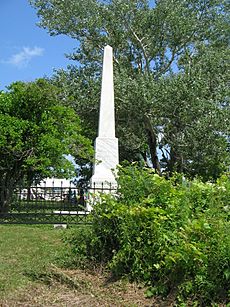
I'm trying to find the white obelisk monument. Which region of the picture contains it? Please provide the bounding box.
[90,45,119,188]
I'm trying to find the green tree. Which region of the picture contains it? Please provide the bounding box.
[0,79,93,214]
[30,0,230,179]
[153,46,230,179]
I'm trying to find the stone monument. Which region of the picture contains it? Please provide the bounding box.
[90,45,119,188]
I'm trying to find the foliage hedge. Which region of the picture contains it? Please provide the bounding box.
[66,165,230,305]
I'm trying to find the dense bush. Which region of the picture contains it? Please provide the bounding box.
[66,166,230,305]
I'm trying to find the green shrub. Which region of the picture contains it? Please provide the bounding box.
[66,166,230,305]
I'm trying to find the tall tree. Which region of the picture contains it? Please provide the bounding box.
[0,79,93,214]
[30,0,230,178]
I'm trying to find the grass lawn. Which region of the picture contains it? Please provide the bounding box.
[0,225,66,297]
[0,225,161,306]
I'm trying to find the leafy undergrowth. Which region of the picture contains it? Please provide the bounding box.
[64,166,230,306]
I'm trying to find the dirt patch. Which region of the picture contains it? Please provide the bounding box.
[0,268,168,307]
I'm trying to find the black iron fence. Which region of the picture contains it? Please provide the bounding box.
[0,182,117,225]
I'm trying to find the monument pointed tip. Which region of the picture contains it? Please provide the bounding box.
[105,44,112,49]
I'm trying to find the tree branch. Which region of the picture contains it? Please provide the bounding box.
[129,27,150,75]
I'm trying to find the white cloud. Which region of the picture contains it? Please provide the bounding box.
[2,46,44,68]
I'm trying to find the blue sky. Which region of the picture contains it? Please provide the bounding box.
[0,0,77,90]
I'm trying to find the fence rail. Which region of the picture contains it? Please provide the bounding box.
[0,182,117,224]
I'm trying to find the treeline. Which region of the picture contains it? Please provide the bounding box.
[30,0,230,180]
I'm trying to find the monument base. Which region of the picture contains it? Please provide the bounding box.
[90,136,119,189]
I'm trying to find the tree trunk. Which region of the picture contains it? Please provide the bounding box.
[0,176,14,215]
[144,114,162,175]
[0,168,23,215]
[168,146,183,175]
[26,171,34,201]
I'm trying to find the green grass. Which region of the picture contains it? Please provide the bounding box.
[0,225,69,297]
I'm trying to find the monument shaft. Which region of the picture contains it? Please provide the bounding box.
[98,45,115,138]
